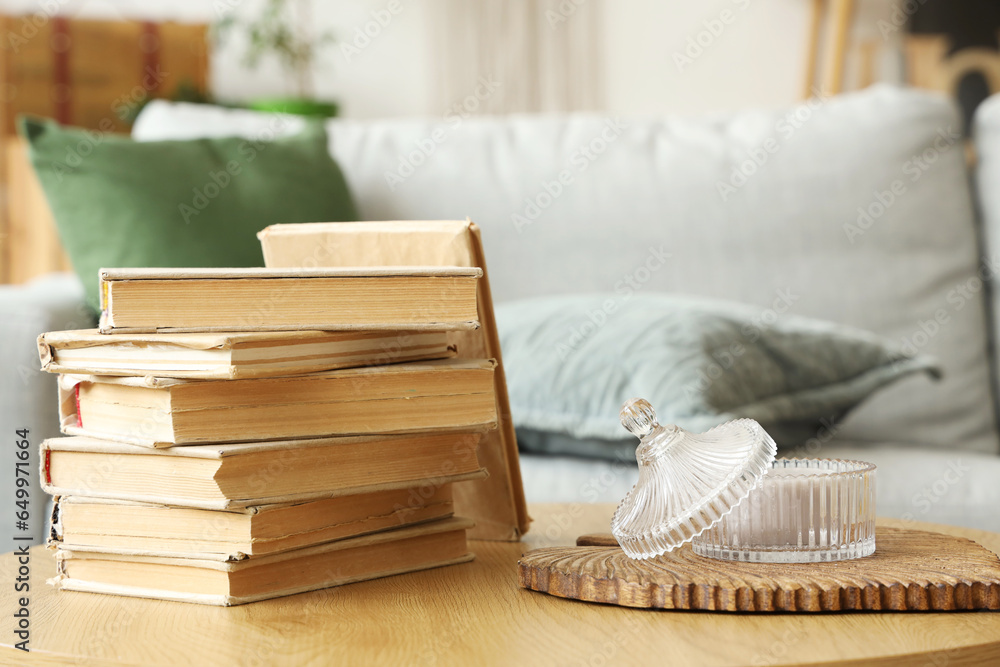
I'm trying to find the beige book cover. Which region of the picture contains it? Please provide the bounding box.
[50,517,474,606]
[98,266,483,334]
[258,220,529,541]
[49,484,455,561]
[56,358,498,446]
[41,434,486,509]
[38,328,456,379]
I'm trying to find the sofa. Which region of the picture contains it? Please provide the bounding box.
[5,84,1000,545]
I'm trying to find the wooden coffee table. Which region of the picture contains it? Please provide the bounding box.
[2,503,999,665]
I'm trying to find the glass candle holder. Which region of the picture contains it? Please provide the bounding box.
[691,458,876,563]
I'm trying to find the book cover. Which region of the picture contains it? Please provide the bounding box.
[98,266,483,333]
[39,328,456,379]
[50,517,475,606]
[50,485,455,561]
[41,433,486,509]
[57,358,498,446]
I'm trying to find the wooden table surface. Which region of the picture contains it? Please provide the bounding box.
[2,503,999,666]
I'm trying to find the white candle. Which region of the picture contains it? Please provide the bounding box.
[692,459,876,563]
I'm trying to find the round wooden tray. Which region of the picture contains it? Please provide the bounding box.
[518,527,1000,612]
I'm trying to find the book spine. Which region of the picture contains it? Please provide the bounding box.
[37,334,54,372]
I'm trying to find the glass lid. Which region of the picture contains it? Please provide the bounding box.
[611,398,777,560]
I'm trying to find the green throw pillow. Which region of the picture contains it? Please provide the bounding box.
[496,293,942,458]
[20,116,358,311]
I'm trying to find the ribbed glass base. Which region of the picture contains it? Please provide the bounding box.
[691,458,876,563]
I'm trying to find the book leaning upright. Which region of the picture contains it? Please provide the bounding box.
[258,220,529,541]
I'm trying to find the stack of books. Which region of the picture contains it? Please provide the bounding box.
[38,266,498,606]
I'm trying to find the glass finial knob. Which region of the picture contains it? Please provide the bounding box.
[620,397,658,438]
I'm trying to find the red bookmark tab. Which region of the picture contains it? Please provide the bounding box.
[74,384,82,427]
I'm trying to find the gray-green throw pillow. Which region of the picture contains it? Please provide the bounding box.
[496,293,940,458]
[20,116,357,311]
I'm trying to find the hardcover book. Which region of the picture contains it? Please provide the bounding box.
[41,433,484,509]
[258,220,529,540]
[50,485,455,560]
[57,358,498,446]
[39,328,455,380]
[97,266,482,333]
[51,517,474,606]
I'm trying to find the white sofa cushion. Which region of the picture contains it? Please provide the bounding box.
[134,86,998,454]
[973,94,1000,429]
[519,442,1000,533]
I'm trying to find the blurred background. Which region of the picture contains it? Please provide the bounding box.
[5,0,1000,543]
[4,0,1000,283]
[0,0,995,121]
[3,0,999,284]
